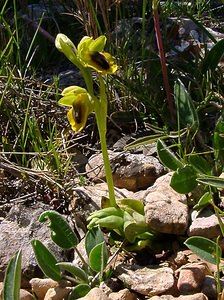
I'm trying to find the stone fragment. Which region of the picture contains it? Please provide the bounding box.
[201,275,224,300]
[72,182,137,212]
[0,283,34,300]
[144,173,188,234]
[30,278,59,300]
[150,293,208,299]
[100,278,123,296]
[78,287,109,300]
[20,289,35,300]
[188,209,223,239]
[0,204,71,288]
[86,151,166,191]
[172,251,189,268]
[109,288,138,300]
[115,263,174,296]
[177,263,208,294]
[44,286,71,300]
[71,183,145,238]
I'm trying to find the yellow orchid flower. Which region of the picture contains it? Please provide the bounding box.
[58,86,93,132]
[77,36,118,74]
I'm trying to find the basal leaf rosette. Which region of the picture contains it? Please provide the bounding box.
[58,86,93,132]
[77,36,118,74]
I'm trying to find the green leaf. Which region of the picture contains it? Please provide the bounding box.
[174,80,199,133]
[57,262,88,283]
[201,39,224,73]
[170,165,198,194]
[188,154,211,175]
[3,250,22,300]
[94,216,124,230]
[184,236,221,265]
[197,176,224,189]
[85,226,105,257]
[39,210,78,249]
[125,133,166,150]
[157,139,184,171]
[213,115,224,150]
[123,211,150,243]
[31,240,61,281]
[117,198,144,215]
[193,192,212,210]
[89,241,108,272]
[68,284,91,300]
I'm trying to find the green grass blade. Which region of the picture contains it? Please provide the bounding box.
[201,39,224,73]
[197,176,224,188]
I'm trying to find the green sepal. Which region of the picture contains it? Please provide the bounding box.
[117,198,145,215]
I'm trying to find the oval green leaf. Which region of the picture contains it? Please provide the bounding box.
[3,250,22,300]
[31,240,61,281]
[193,192,212,210]
[170,165,198,194]
[157,139,184,171]
[89,241,108,272]
[68,284,91,300]
[174,80,199,134]
[85,225,105,257]
[184,236,221,265]
[39,210,78,249]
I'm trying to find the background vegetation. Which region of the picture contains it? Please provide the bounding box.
[0,0,224,208]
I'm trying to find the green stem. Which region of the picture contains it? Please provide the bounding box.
[93,75,116,207]
[97,121,116,207]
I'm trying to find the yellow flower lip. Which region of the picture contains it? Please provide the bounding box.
[58,86,93,132]
[77,36,118,74]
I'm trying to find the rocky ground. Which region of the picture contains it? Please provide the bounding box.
[0,149,224,299]
[1,1,224,298]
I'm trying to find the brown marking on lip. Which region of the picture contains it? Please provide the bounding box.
[72,103,82,124]
[90,51,110,70]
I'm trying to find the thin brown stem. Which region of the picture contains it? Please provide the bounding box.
[153,3,174,121]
